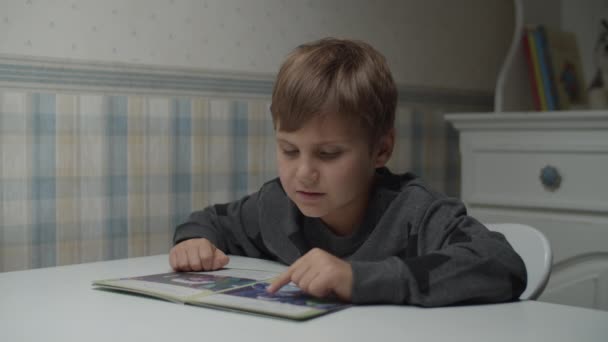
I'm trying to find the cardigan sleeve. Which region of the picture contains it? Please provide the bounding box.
[172,191,273,259]
[350,197,527,306]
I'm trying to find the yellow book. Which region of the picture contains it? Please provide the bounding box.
[543,28,587,109]
[528,30,548,111]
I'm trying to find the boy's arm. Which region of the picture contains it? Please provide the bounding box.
[350,198,527,307]
[173,191,272,259]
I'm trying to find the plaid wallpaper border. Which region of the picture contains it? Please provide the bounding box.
[0,54,493,106]
[0,56,492,272]
[0,92,279,271]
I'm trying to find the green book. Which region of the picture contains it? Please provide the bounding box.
[93,268,349,321]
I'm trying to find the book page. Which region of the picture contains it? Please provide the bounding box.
[94,269,278,301]
[99,278,206,299]
[197,293,320,317]
[190,282,347,319]
[202,268,278,281]
[94,269,349,320]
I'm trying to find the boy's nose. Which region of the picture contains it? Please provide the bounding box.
[296,161,319,185]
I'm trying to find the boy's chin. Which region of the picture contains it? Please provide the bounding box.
[295,205,326,218]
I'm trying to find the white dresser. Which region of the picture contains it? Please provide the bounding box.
[445,111,608,310]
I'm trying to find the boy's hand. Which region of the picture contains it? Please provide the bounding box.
[266,248,353,301]
[169,238,229,272]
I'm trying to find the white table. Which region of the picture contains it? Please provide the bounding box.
[1,254,607,342]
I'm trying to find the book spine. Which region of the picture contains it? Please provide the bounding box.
[528,29,548,111]
[522,29,541,111]
[538,26,563,109]
[534,27,556,110]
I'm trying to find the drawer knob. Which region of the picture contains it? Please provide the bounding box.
[539,165,561,191]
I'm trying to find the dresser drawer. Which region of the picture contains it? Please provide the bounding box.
[446,111,608,311]
[468,207,608,263]
[461,136,608,214]
[469,206,608,310]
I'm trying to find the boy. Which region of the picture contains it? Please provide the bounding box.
[170,38,527,306]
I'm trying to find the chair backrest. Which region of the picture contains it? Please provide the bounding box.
[486,223,553,300]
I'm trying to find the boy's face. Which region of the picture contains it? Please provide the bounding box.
[276,114,392,234]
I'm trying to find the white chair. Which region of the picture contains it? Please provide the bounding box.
[486,223,553,300]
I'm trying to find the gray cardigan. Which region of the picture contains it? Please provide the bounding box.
[173,168,527,306]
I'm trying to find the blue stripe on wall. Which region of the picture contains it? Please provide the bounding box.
[106,95,128,259]
[31,93,56,268]
[233,101,248,198]
[445,124,460,197]
[202,101,211,204]
[411,110,424,177]
[172,98,192,226]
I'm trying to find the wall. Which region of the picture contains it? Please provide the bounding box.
[0,0,514,92]
[521,0,562,29]
[0,0,504,272]
[561,0,608,87]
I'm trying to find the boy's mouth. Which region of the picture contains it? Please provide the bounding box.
[295,190,325,200]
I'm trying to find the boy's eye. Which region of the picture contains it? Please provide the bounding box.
[282,149,299,157]
[319,151,342,159]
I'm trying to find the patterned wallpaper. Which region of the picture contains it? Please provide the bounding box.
[0,0,499,272]
[0,88,469,272]
[0,0,513,91]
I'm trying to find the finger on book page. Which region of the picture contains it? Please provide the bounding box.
[266,269,293,294]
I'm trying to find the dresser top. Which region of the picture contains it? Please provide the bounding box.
[445,111,608,131]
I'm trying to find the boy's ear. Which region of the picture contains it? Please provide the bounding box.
[374,128,395,168]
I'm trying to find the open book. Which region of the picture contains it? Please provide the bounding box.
[92,267,349,321]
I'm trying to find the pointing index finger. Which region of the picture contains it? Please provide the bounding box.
[267,268,293,294]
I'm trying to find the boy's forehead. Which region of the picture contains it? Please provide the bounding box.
[276,114,363,139]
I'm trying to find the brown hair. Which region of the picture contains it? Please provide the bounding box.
[270,38,397,145]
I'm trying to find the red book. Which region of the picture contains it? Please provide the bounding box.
[522,28,541,110]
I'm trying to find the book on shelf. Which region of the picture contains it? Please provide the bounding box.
[92,267,350,321]
[522,28,543,110]
[522,25,587,110]
[534,28,557,110]
[537,26,560,110]
[524,27,548,110]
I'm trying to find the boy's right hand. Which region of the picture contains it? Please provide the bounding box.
[169,238,229,272]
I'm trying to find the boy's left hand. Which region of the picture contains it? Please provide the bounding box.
[266,248,353,301]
